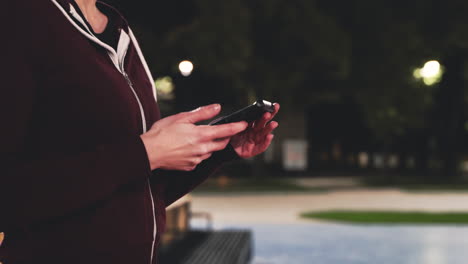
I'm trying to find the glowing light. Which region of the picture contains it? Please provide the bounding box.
[358,152,369,168]
[423,77,438,86]
[155,76,175,100]
[179,60,194,77]
[413,60,444,86]
[420,61,441,78]
[413,69,422,79]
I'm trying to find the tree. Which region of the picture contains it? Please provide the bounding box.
[111,0,468,177]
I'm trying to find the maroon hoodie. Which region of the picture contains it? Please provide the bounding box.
[0,0,237,263]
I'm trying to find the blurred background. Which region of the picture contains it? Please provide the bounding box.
[108,0,468,263]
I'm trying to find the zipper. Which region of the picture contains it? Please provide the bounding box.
[116,36,156,264]
[119,43,156,263]
[123,73,158,262]
[122,69,157,262]
[50,1,157,263]
[122,71,147,133]
[116,33,156,264]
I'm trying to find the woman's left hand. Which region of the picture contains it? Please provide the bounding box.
[230,103,280,159]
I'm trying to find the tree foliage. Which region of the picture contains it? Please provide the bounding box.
[111,0,468,170]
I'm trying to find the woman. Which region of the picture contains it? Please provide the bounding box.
[0,0,279,263]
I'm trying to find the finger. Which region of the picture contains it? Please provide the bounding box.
[253,112,272,131]
[258,134,275,152]
[181,104,222,124]
[190,153,213,167]
[254,103,280,130]
[194,138,230,155]
[270,103,280,120]
[183,165,197,172]
[262,134,275,150]
[207,138,231,153]
[204,121,248,140]
[265,121,279,134]
[256,121,279,141]
[199,153,213,161]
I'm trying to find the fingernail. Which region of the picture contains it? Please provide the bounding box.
[212,104,221,111]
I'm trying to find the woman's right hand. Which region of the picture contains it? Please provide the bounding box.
[140,104,248,171]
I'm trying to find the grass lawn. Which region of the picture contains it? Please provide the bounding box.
[301,211,468,224]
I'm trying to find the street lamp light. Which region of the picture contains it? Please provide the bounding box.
[179,60,194,77]
[155,76,175,100]
[413,60,443,86]
[420,61,441,78]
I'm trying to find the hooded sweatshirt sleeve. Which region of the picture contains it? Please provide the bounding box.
[160,144,240,207]
[0,1,153,233]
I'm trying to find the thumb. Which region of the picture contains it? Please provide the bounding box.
[183,104,222,124]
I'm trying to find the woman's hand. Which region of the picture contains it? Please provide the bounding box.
[141,104,248,171]
[230,103,280,159]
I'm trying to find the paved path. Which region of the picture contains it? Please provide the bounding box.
[191,189,468,224]
[190,189,468,264]
[238,223,468,264]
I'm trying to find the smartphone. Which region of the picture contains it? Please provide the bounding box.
[209,100,275,125]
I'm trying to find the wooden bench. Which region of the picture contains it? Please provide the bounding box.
[158,230,252,264]
[159,195,253,264]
